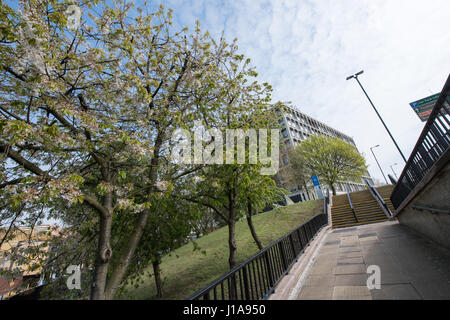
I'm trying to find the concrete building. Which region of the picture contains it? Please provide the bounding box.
[275,105,373,202]
[0,225,53,299]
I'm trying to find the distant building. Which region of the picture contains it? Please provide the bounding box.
[275,105,373,201]
[0,225,54,299]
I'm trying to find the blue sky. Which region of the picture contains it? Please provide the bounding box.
[143,0,450,183]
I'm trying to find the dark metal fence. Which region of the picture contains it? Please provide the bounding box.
[390,74,450,209]
[187,192,329,300]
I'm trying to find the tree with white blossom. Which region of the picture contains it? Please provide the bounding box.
[0,0,263,299]
[0,0,292,300]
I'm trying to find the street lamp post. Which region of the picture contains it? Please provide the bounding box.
[346,70,407,163]
[390,163,399,180]
[370,145,388,185]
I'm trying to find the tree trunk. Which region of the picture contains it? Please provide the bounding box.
[226,185,237,270]
[104,208,150,299]
[331,184,336,196]
[247,198,263,250]
[152,255,163,298]
[227,218,237,269]
[227,217,237,300]
[90,194,113,300]
[103,131,164,300]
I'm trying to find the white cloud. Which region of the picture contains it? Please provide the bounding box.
[157,0,450,181]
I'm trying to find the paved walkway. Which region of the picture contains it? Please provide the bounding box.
[296,220,450,300]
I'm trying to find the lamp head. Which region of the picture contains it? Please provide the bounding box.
[346,70,364,80]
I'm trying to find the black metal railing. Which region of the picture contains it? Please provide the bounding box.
[390,74,450,209]
[363,177,392,218]
[345,185,358,222]
[187,195,329,300]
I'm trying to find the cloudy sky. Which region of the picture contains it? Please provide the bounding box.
[142,0,449,183]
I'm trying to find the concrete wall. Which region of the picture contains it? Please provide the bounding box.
[397,161,450,249]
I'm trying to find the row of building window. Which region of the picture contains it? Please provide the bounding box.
[283,107,355,146]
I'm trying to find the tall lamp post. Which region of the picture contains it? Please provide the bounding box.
[370,145,388,185]
[390,163,399,180]
[346,70,407,163]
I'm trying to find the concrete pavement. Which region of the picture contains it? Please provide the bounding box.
[295,220,450,300]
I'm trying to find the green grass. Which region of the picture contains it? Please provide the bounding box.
[121,199,323,300]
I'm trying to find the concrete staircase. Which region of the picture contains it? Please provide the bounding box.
[376,185,396,213]
[331,185,395,229]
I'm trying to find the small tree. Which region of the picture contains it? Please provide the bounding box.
[241,168,287,250]
[287,148,314,200]
[296,135,367,195]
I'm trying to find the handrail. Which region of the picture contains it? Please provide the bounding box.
[412,205,450,215]
[187,196,329,300]
[390,74,450,210]
[345,185,358,222]
[364,178,392,218]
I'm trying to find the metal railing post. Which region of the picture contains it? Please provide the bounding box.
[263,251,274,290]
[242,267,250,300]
[278,242,288,271]
[289,233,297,258]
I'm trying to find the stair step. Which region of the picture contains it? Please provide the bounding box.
[331,212,386,221]
[332,206,384,216]
[332,211,386,219]
[333,215,388,224]
[332,203,379,211]
[332,218,388,229]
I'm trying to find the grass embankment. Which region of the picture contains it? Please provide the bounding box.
[122,199,323,300]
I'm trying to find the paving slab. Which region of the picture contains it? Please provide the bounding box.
[334,264,366,275]
[337,257,364,265]
[303,274,335,287]
[334,274,368,286]
[411,280,450,299]
[308,264,335,275]
[376,270,412,285]
[332,286,372,300]
[298,287,332,300]
[340,235,359,244]
[339,251,363,258]
[359,236,378,242]
[370,284,422,300]
[339,247,361,253]
[358,233,377,238]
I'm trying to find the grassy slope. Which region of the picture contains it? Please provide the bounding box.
[122,199,323,300]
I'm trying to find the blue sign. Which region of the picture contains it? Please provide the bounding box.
[311,175,320,186]
[311,175,323,199]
